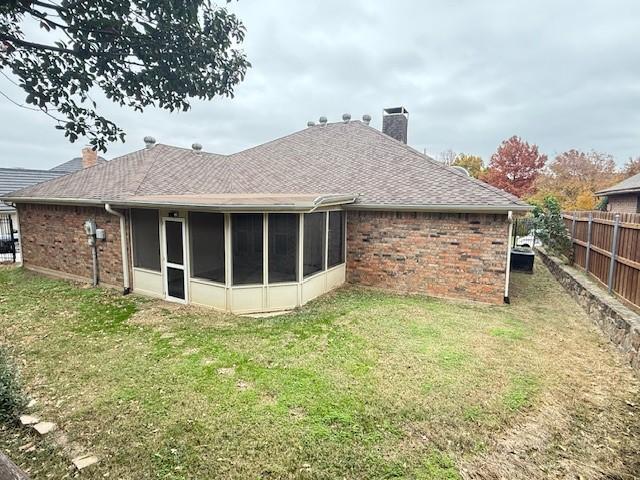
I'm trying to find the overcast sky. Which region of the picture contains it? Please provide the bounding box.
[1,0,639,170]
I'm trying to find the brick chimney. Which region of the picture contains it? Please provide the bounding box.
[81,146,98,169]
[382,106,408,144]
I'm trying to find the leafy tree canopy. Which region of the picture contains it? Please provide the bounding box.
[452,153,484,178]
[532,195,571,259]
[0,0,250,151]
[529,149,621,210]
[483,135,547,198]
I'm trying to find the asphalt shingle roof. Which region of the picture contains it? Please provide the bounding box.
[0,168,67,212]
[50,156,107,173]
[596,172,640,196]
[4,121,529,212]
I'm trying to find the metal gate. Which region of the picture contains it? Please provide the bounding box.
[0,213,17,263]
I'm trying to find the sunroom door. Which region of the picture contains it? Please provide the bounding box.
[162,217,187,303]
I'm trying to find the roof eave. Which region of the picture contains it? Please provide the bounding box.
[2,194,359,212]
[595,188,640,196]
[1,196,104,206]
[347,203,532,214]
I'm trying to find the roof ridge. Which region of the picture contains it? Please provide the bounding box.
[132,145,168,196]
[352,121,525,206]
[153,143,229,157]
[228,122,345,159]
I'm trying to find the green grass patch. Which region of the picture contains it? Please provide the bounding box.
[0,266,638,478]
[503,374,539,411]
[490,327,525,340]
[415,451,461,479]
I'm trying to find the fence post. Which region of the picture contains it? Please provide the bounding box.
[8,214,15,263]
[570,212,577,264]
[585,212,593,274]
[607,213,621,293]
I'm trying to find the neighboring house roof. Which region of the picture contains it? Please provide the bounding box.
[50,156,107,173]
[3,121,530,213]
[0,168,67,212]
[596,173,640,196]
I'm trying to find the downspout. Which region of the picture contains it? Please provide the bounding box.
[105,204,131,295]
[504,210,513,304]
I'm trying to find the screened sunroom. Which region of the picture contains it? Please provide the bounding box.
[127,195,353,314]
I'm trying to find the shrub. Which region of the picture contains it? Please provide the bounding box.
[596,195,609,211]
[532,196,572,259]
[0,347,27,423]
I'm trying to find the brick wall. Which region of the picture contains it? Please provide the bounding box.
[346,210,509,304]
[607,193,639,213]
[17,203,129,288]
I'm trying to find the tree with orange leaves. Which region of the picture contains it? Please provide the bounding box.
[529,149,621,210]
[483,136,547,197]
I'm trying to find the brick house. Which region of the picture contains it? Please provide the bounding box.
[596,173,640,213]
[3,108,530,313]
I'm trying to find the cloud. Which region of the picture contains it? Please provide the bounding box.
[1,0,639,169]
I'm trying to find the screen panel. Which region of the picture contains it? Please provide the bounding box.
[328,211,345,268]
[189,212,225,283]
[268,213,298,283]
[303,212,326,278]
[232,213,264,285]
[131,208,160,271]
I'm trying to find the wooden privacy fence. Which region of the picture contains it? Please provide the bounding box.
[563,211,640,308]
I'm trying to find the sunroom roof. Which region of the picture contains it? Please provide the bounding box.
[117,193,358,211]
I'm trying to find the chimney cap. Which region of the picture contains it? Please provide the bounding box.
[342,113,351,123]
[383,106,408,116]
[319,116,328,125]
[307,121,316,127]
[362,114,372,125]
[143,136,156,148]
[192,143,203,151]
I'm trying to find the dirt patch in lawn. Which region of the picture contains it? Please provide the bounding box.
[127,298,237,330]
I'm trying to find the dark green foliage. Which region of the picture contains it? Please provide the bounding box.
[532,196,572,259]
[0,347,26,423]
[596,196,609,211]
[0,0,250,151]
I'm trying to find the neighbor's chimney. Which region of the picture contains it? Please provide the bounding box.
[382,106,408,144]
[81,146,98,169]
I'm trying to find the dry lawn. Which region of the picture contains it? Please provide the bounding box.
[0,263,638,479]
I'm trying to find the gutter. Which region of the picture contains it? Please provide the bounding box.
[308,194,359,213]
[1,196,104,206]
[3,196,532,214]
[346,203,532,214]
[1,195,360,212]
[594,188,640,196]
[104,204,131,295]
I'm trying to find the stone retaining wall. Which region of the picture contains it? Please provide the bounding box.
[538,247,640,372]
